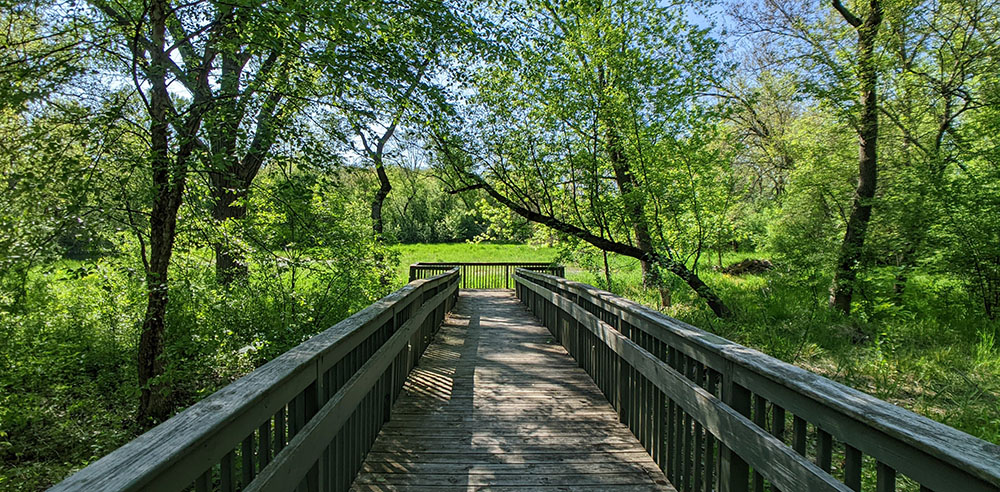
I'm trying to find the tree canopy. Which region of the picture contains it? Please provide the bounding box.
[2,0,1000,486]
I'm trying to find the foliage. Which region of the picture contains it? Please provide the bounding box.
[0,184,387,489]
[2,0,1000,487]
[565,246,1000,446]
[381,165,486,243]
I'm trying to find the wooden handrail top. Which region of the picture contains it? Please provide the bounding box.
[52,268,460,492]
[514,268,1000,489]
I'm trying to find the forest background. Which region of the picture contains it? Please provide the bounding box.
[2,0,999,489]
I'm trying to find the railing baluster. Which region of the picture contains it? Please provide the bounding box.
[242,433,255,484]
[258,418,271,471]
[770,403,785,492]
[655,341,666,470]
[753,395,767,492]
[683,356,694,492]
[792,415,807,456]
[666,346,677,481]
[694,363,706,492]
[194,469,210,492]
[877,461,897,492]
[817,428,832,473]
[706,371,720,492]
[276,406,286,452]
[845,444,863,491]
[720,368,750,492]
[221,450,235,492]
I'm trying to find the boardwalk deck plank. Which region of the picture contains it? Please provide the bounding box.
[350,290,674,492]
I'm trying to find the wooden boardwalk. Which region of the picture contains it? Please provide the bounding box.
[351,290,674,492]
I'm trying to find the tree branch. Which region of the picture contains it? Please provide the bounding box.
[832,0,862,28]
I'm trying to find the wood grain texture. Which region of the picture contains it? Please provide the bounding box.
[516,269,1000,491]
[517,275,851,492]
[50,269,459,492]
[350,290,674,492]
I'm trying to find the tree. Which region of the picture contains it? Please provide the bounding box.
[434,0,732,316]
[354,57,431,239]
[193,3,305,285]
[0,2,95,301]
[734,0,885,315]
[316,0,476,242]
[875,0,1000,297]
[828,0,884,314]
[89,0,219,424]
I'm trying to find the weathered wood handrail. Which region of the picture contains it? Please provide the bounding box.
[51,268,460,492]
[409,261,563,289]
[514,268,1000,492]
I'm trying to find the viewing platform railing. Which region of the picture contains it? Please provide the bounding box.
[52,268,460,492]
[514,268,1000,492]
[409,261,563,289]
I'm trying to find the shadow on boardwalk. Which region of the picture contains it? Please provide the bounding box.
[351,290,674,492]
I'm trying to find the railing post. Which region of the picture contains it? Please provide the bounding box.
[720,362,751,492]
[408,264,416,282]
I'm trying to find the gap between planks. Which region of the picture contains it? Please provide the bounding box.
[350,290,674,492]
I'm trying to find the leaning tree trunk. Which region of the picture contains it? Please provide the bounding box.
[449,175,733,318]
[606,126,657,287]
[599,79,657,287]
[830,0,883,315]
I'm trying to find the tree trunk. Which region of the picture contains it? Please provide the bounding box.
[137,0,182,426]
[452,178,732,318]
[599,67,657,287]
[208,39,246,286]
[829,0,883,315]
[371,156,393,287]
[134,0,217,425]
[206,40,283,285]
[602,249,612,289]
[607,127,657,287]
[371,156,392,237]
[211,184,249,285]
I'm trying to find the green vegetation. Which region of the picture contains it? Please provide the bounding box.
[2,0,999,489]
[565,246,1000,446]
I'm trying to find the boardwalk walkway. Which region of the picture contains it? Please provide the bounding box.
[351,290,674,491]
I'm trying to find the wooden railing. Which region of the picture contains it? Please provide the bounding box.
[52,268,460,492]
[514,268,1000,492]
[409,261,563,289]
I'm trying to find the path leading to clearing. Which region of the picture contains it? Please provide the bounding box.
[351,289,674,492]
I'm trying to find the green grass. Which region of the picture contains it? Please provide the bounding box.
[5,242,996,490]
